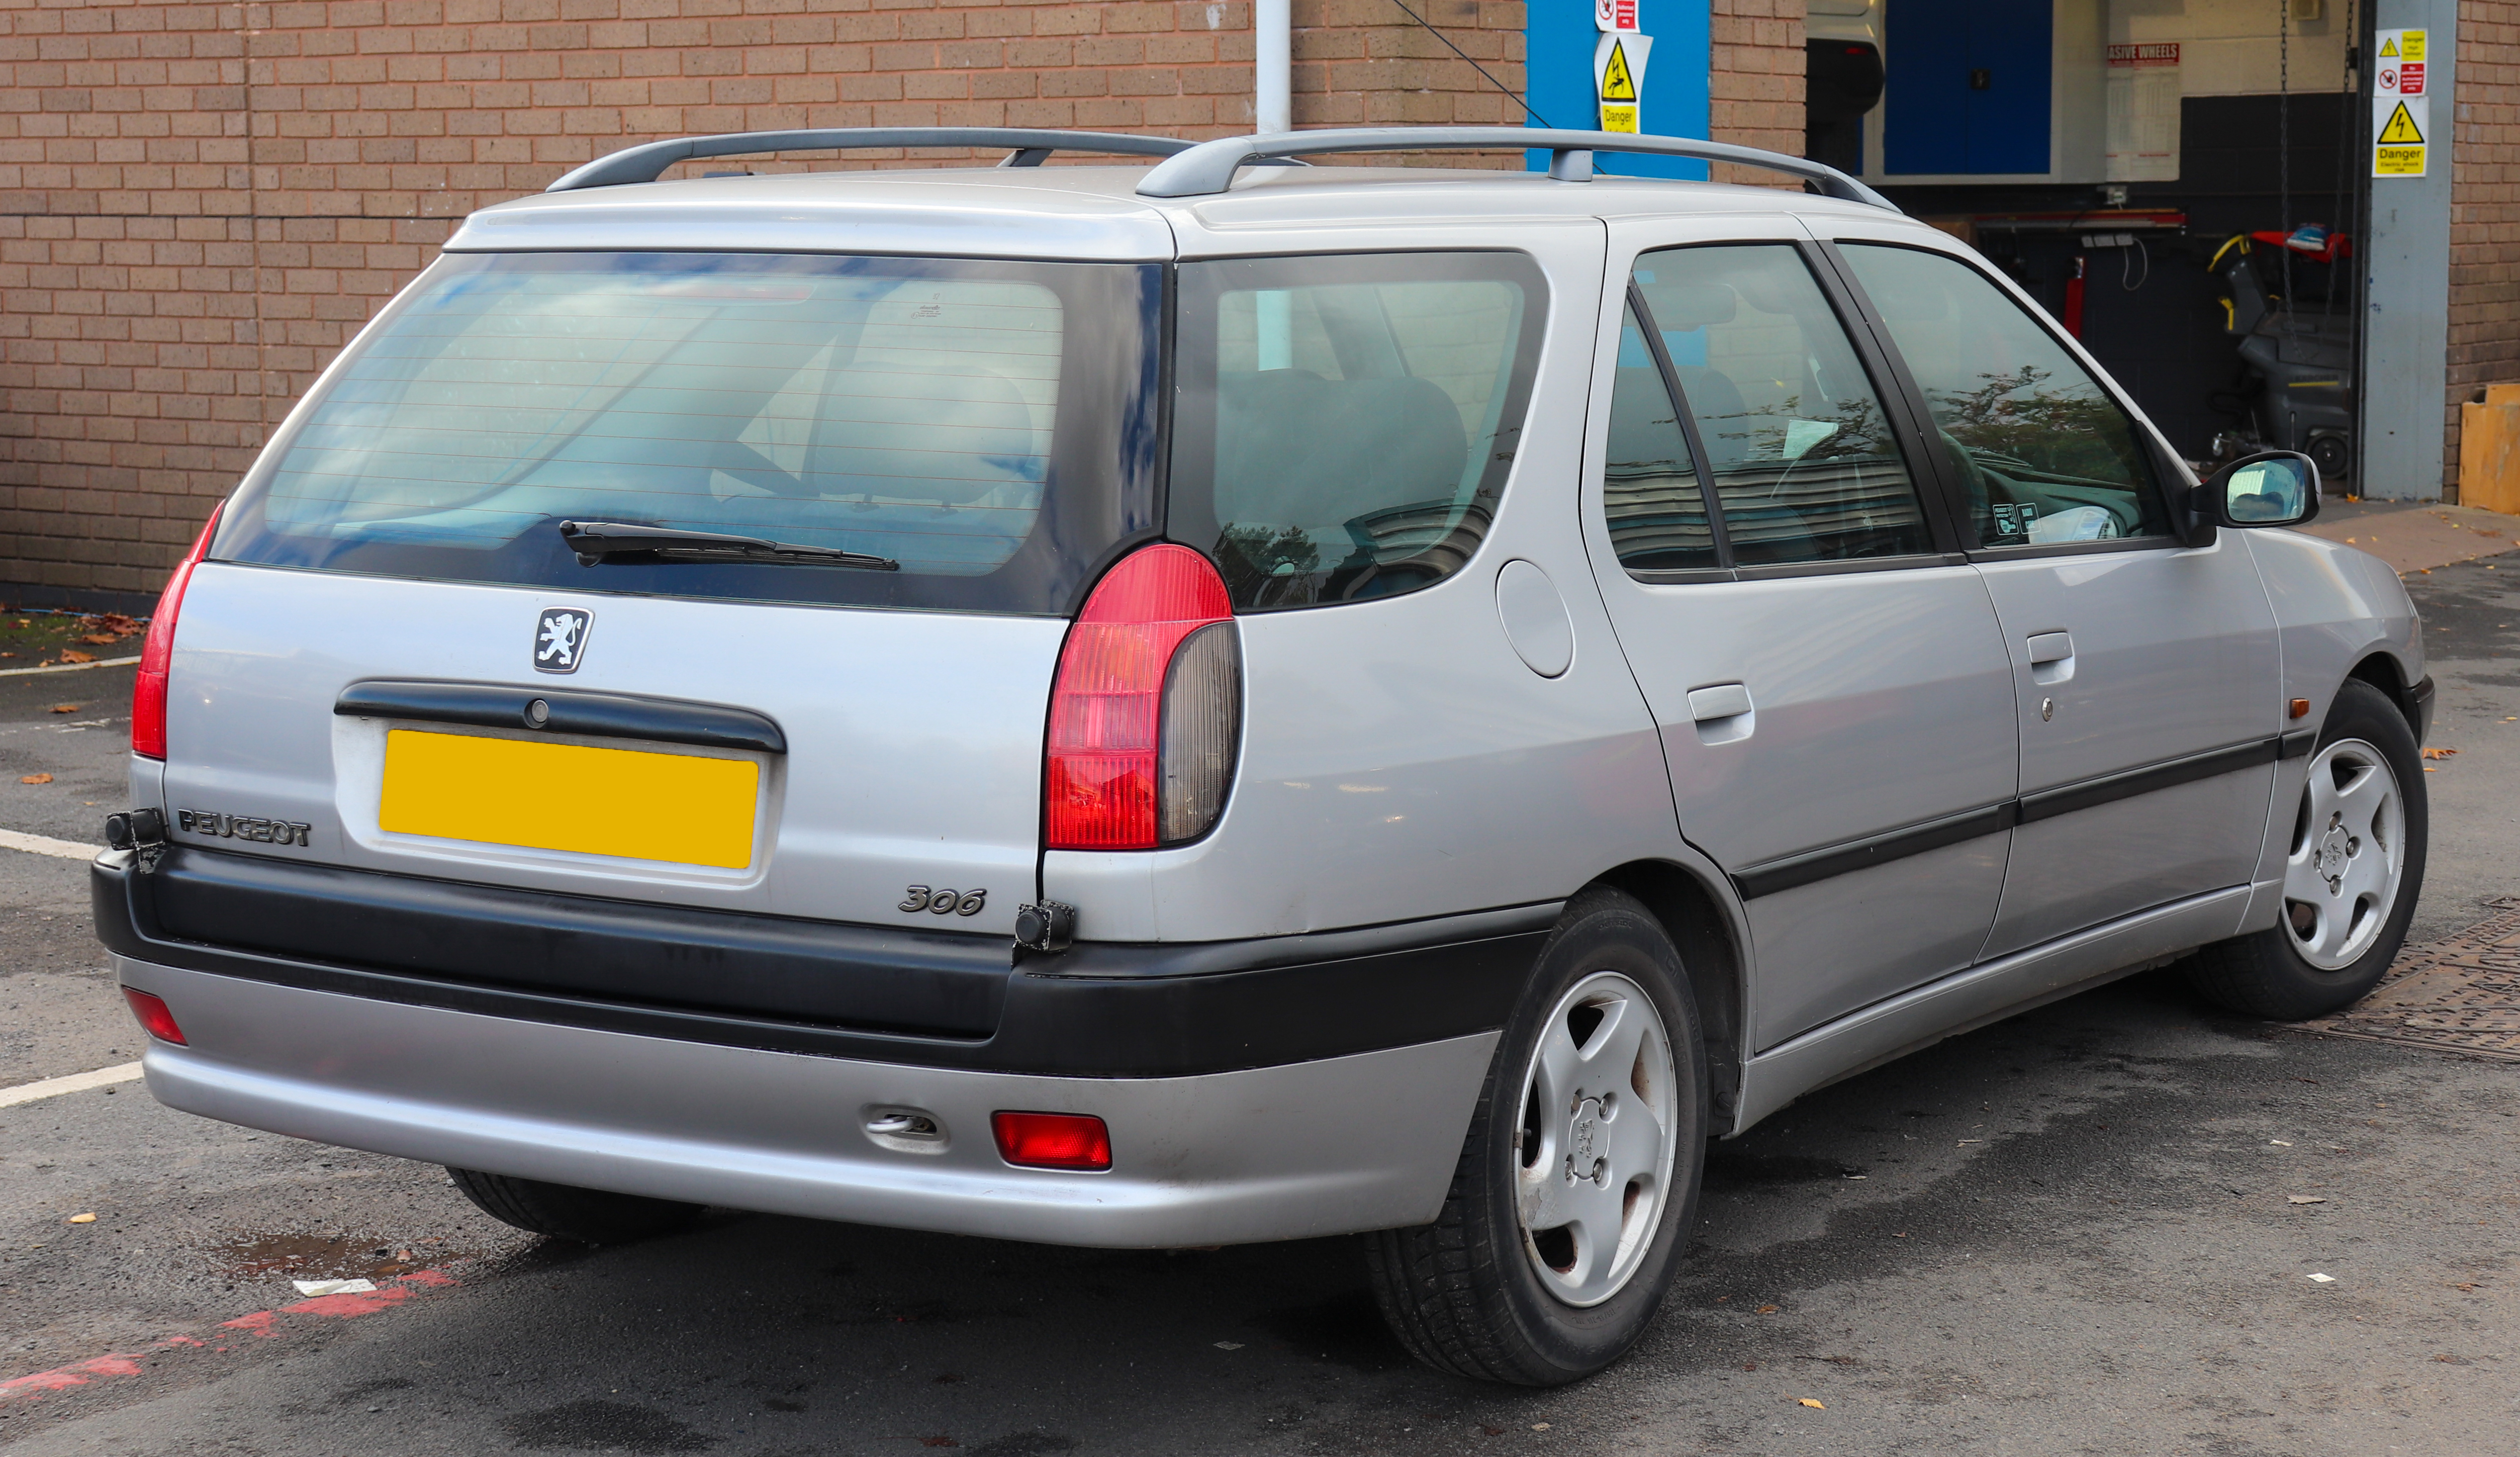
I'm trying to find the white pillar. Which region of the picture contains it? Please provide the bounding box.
[1256,0,1291,135]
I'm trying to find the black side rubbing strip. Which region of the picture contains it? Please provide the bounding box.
[2015,739,2277,825]
[335,681,785,754]
[1735,735,2292,900]
[1733,802,2016,900]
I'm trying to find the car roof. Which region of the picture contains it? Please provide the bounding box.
[444,163,1932,261]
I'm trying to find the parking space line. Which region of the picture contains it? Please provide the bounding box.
[0,655,139,679]
[0,827,102,860]
[0,1062,144,1109]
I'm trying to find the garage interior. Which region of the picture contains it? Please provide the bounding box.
[1806,1,2379,486]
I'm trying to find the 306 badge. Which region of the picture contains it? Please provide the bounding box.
[900,885,986,917]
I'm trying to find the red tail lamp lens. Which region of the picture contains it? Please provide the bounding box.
[990,1111,1111,1171]
[1044,544,1234,850]
[132,504,224,762]
[122,987,186,1045]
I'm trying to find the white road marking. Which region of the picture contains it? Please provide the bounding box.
[0,655,139,678]
[0,1061,144,1109]
[0,827,102,860]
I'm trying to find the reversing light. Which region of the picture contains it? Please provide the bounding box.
[122,987,186,1045]
[132,504,224,761]
[1044,544,1241,850]
[990,1111,1111,1171]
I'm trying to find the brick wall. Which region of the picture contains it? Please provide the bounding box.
[2451,0,2520,499]
[0,0,1796,603]
[1709,0,1799,183]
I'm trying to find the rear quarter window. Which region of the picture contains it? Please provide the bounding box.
[1166,252,1549,611]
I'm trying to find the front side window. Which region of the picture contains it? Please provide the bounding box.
[1633,245,1932,565]
[1838,243,2173,547]
[1168,252,1547,611]
[215,252,1161,614]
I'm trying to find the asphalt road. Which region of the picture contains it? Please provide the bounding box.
[3,555,2515,1456]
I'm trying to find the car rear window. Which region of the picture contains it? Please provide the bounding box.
[214,252,1161,615]
[1166,252,1548,611]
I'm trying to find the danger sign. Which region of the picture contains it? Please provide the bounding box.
[1594,32,1652,134]
[2372,29,2430,177]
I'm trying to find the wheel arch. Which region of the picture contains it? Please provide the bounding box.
[1591,858,1748,1133]
[2344,650,2423,737]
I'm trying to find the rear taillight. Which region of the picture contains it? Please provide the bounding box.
[122,987,186,1044]
[132,504,223,761]
[1045,545,1241,850]
[991,1111,1111,1171]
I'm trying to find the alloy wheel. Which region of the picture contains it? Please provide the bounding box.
[2282,737,2406,971]
[1513,970,1679,1308]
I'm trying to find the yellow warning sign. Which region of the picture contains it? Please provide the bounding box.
[2379,35,2398,58]
[2403,31,2426,62]
[1599,104,1640,134]
[2378,101,2425,145]
[1601,40,1637,102]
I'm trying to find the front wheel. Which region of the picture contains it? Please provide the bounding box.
[2185,678,2427,1019]
[1364,887,1707,1385]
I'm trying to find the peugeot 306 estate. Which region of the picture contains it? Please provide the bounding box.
[95,126,2431,1385]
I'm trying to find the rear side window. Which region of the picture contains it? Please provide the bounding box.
[1602,300,1717,572]
[1632,245,1932,566]
[1837,244,2173,546]
[1168,252,1547,611]
[214,253,1161,615]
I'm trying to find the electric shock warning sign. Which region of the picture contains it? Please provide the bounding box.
[2373,29,2429,176]
[1595,32,1651,134]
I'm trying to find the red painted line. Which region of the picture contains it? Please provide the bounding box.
[0,1267,463,1408]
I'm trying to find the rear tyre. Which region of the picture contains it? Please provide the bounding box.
[2184,679,2426,1020]
[447,1168,705,1245]
[1363,887,1707,1386]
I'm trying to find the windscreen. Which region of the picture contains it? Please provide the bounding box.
[214,252,1161,614]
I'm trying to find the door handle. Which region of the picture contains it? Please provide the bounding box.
[2026,631,2075,685]
[1687,682,1753,722]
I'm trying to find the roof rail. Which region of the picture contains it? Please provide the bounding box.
[545,129,1199,193]
[1133,127,1898,211]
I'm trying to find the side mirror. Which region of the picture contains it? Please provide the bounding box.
[2201,450,2320,528]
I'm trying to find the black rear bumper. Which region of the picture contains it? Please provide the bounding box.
[94,847,1550,1077]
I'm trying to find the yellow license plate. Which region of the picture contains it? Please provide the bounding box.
[379,728,760,869]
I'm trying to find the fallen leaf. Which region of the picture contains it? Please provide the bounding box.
[1757,1305,1780,1314]
[2307,1272,2337,1284]
[57,649,94,663]
[1799,1398,1826,1409]
[1530,1423,1551,1431]
[48,703,78,714]
[2422,747,2459,759]
[78,633,120,645]
[2288,1195,2327,1205]
[1742,1361,1757,1371]
[66,1212,97,1224]
[19,773,51,785]
[2270,1139,2292,1146]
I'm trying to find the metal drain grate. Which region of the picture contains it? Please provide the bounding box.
[2307,898,2520,1061]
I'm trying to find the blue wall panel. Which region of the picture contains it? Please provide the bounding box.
[1524,0,1712,178]
[1885,0,2052,175]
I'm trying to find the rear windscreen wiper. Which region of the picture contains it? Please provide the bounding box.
[558,520,900,572]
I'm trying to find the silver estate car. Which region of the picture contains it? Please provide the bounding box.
[97,127,2431,1386]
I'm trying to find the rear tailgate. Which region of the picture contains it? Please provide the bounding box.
[156,563,1060,937]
